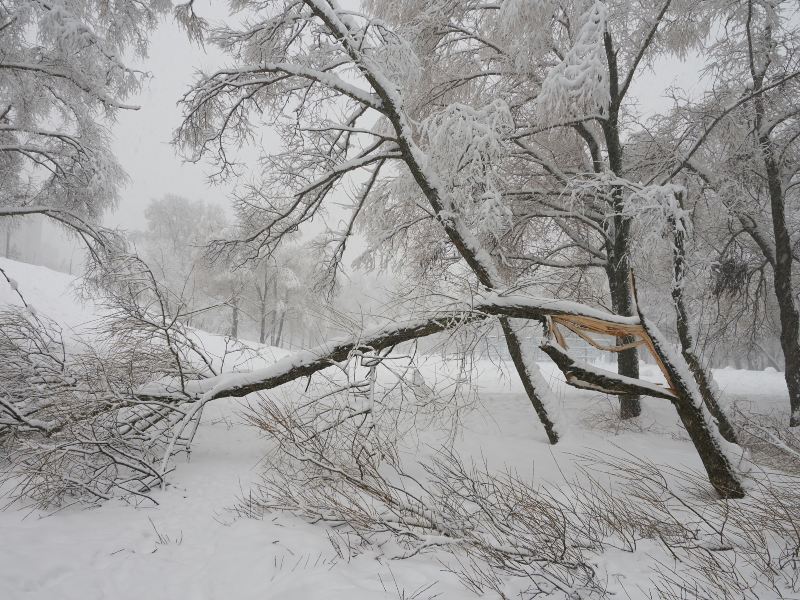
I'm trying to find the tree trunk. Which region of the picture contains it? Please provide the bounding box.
[669,205,738,443]
[500,319,559,444]
[274,289,289,347]
[257,269,270,345]
[764,155,800,426]
[275,311,285,347]
[639,315,745,499]
[231,296,239,338]
[754,86,800,425]
[607,258,641,419]
[602,31,640,420]
[270,277,279,346]
[259,297,267,344]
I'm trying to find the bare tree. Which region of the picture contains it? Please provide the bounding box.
[638,0,800,425]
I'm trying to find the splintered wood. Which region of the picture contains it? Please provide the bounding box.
[546,314,677,395]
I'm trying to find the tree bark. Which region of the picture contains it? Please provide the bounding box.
[259,297,267,344]
[274,289,289,347]
[669,205,738,443]
[751,44,800,424]
[270,277,279,346]
[500,319,559,443]
[763,136,800,426]
[257,269,270,345]
[639,315,745,499]
[230,295,239,339]
[606,256,641,419]
[602,31,640,420]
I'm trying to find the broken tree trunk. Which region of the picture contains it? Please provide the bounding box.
[638,315,745,498]
[540,306,744,498]
[138,292,745,497]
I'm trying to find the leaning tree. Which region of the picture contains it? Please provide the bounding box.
[160,0,746,497]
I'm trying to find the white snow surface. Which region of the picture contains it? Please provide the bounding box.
[0,258,793,599]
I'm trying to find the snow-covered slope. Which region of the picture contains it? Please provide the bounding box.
[0,258,792,599]
[0,257,95,329]
[0,259,470,599]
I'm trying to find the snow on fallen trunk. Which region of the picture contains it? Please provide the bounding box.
[137,293,640,404]
[136,287,747,498]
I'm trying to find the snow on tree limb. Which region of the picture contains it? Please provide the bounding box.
[536,1,610,123]
[136,293,643,404]
[541,340,678,401]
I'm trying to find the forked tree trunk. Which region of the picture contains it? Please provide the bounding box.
[541,316,745,498]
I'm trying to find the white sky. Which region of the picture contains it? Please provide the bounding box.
[107,4,706,231]
[107,1,237,230]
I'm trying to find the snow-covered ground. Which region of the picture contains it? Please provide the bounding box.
[0,258,792,599]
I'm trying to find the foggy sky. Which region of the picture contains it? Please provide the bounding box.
[108,1,237,230]
[108,3,705,232]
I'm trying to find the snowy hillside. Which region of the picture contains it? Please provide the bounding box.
[0,259,794,600]
[0,257,96,330]
[0,259,472,599]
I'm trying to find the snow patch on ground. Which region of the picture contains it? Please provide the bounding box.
[0,259,792,599]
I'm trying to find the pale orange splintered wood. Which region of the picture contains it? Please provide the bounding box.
[548,314,677,395]
[555,317,646,352]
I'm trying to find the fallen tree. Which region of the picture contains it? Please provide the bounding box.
[136,289,745,499]
[0,248,744,502]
